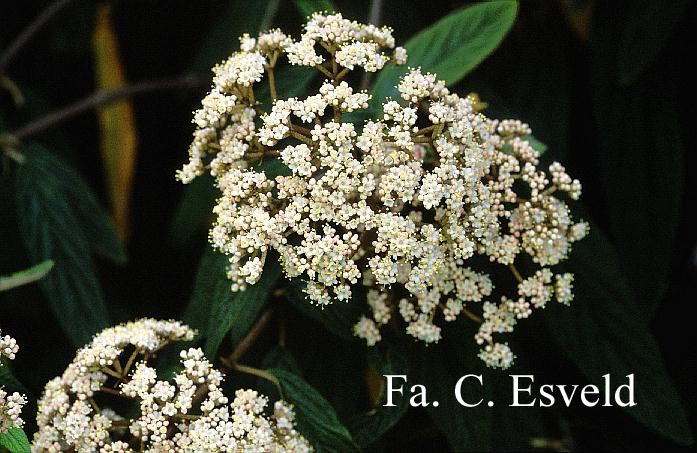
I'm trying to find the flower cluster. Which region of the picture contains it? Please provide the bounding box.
[32,319,310,452]
[1,330,27,433]
[178,13,587,369]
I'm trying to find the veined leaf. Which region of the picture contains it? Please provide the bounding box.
[0,428,31,453]
[203,257,281,357]
[0,360,30,396]
[410,338,493,451]
[0,260,53,292]
[191,0,280,75]
[93,3,138,242]
[286,282,361,341]
[169,174,217,247]
[268,368,359,452]
[294,0,334,17]
[591,3,683,320]
[256,65,317,108]
[15,145,111,346]
[19,146,126,263]
[183,247,226,332]
[347,342,410,447]
[616,0,689,85]
[544,227,694,445]
[371,0,518,107]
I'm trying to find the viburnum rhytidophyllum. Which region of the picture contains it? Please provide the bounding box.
[178,12,588,369]
[32,319,311,452]
[1,330,26,433]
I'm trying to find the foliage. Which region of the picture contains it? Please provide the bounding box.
[1,0,694,451]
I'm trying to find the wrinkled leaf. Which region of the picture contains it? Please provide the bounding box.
[0,260,53,292]
[93,3,138,242]
[15,145,112,346]
[204,258,281,357]
[591,5,684,318]
[0,428,31,453]
[286,282,362,341]
[0,360,29,396]
[262,345,302,375]
[183,247,227,331]
[17,146,127,264]
[410,339,493,451]
[256,65,317,108]
[294,0,334,17]
[545,227,694,445]
[371,0,518,106]
[191,0,280,75]
[169,174,218,247]
[258,346,302,398]
[347,342,410,447]
[268,368,359,452]
[616,0,689,85]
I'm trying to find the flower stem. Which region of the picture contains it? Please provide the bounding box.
[509,263,524,283]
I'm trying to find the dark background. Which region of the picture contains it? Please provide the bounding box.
[1,1,695,451]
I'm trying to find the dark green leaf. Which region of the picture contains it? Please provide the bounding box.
[268,368,359,452]
[0,360,30,396]
[0,260,53,292]
[183,247,227,331]
[294,0,334,18]
[0,428,31,453]
[256,65,317,107]
[409,339,493,451]
[545,227,694,445]
[252,158,292,178]
[19,147,126,264]
[524,135,547,154]
[257,346,302,399]
[616,0,689,85]
[347,342,409,447]
[15,145,111,346]
[191,0,280,75]
[371,0,518,106]
[203,258,281,357]
[169,174,218,247]
[286,282,362,341]
[592,40,683,318]
[262,345,302,375]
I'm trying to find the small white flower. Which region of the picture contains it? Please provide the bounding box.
[178,14,587,371]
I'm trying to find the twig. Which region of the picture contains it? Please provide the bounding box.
[0,0,75,75]
[234,363,283,397]
[266,65,278,101]
[509,263,524,283]
[6,75,203,143]
[221,307,275,368]
[462,308,483,324]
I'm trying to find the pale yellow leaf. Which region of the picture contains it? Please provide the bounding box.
[92,3,137,242]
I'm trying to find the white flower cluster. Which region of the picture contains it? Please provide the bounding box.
[178,13,587,369]
[32,319,310,452]
[0,332,18,361]
[1,330,26,433]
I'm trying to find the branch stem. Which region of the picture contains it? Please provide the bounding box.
[234,363,283,397]
[0,0,74,75]
[509,263,524,283]
[221,307,275,367]
[7,75,202,143]
[462,307,483,324]
[266,65,278,101]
